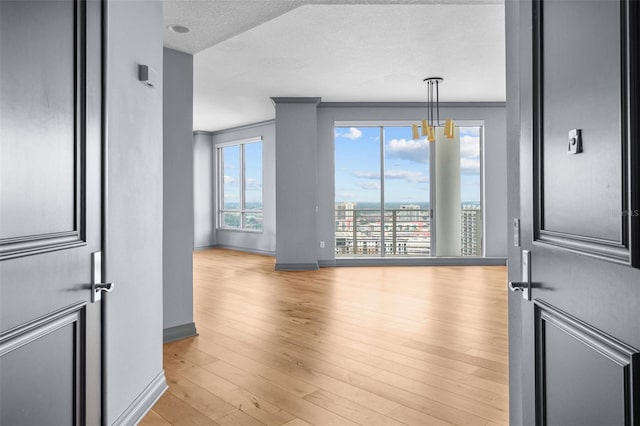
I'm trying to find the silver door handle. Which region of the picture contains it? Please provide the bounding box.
[95,282,114,292]
[509,250,532,301]
[509,281,527,292]
[91,252,114,302]
[92,282,115,303]
[508,281,531,301]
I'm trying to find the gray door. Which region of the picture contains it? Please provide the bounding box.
[511,0,640,424]
[0,0,104,424]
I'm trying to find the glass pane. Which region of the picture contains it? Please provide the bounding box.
[352,209,382,256]
[383,126,431,256]
[244,212,263,231]
[460,126,482,256]
[222,212,241,229]
[244,141,263,211]
[222,145,240,211]
[335,127,381,256]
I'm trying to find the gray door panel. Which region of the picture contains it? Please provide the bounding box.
[1,308,81,426]
[0,0,103,424]
[511,1,640,425]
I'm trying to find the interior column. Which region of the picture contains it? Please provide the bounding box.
[435,127,461,256]
[272,97,321,270]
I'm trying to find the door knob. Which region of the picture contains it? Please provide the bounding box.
[92,281,114,303]
[91,252,114,303]
[508,250,531,301]
[95,282,114,292]
[509,281,527,292]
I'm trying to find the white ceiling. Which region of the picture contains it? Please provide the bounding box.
[164,1,506,132]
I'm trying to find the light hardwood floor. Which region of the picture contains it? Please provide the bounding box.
[140,249,509,426]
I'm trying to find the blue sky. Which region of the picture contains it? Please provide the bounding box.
[335,126,481,204]
[222,141,263,208]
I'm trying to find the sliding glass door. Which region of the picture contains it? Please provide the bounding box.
[335,124,482,257]
[335,127,384,256]
[383,126,431,255]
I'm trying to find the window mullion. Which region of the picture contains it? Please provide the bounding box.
[430,134,436,257]
[219,147,224,228]
[240,143,245,229]
[380,126,385,257]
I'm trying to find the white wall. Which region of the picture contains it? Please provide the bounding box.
[194,131,215,248]
[203,121,277,254]
[505,1,523,423]
[105,0,166,423]
[273,98,320,269]
[162,47,196,341]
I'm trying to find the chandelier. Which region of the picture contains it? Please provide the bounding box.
[412,77,455,141]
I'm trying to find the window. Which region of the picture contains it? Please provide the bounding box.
[218,138,263,231]
[459,126,482,256]
[335,126,430,256]
[335,124,482,257]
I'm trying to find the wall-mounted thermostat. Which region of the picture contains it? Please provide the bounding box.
[138,64,157,88]
[568,129,582,155]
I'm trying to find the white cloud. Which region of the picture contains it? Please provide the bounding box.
[337,192,355,199]
[336,128,363,140]
[385,170,429,183]
[351,171,380,179]
[350,169,428,183]
[223,175,236,184]
[358,182,381,190]
[245,178,262,190]
[386,138,429,164]
[442,135,480,174]
[461,158,480,174]
[460,135,480,159]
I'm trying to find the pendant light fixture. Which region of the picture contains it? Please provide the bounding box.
[413,77,455,140]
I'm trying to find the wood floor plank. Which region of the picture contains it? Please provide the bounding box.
[164,375,237,420]
[370,371,508,422]
[164,342,219,367]
[197,308,508,396]
[214,410,266,426]
[192,324,403,415]
[302,389,406,426]
[195,295,500,382]
[195,318,504,412]
[151,393,221,426]
[281,419,314,426]
[139,409,173,426]
[142,249,509,426]
[195,273,507,342]
[186,333,321,398]
[195,305,508,403]
[193,333,495,425]
[165,350,297,426]
[386,405,455,426]
[203,359,361,426]
[194,279,507,372]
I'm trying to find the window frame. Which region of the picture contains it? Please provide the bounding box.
[216,137,264,232]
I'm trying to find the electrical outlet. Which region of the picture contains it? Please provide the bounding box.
[320,241,325,248]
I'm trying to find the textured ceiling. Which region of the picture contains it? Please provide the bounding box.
[164,1,302,54]
[164,1,505,132]
[164,0,502,55]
